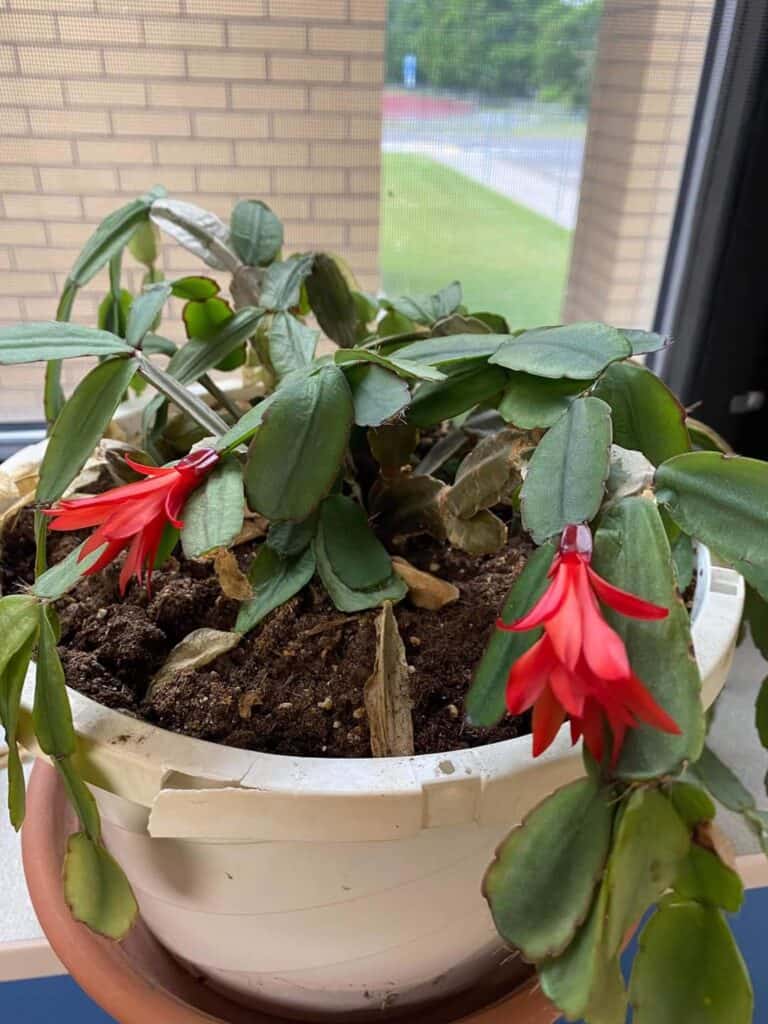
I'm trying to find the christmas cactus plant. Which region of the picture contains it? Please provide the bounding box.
[1,189,768,1023]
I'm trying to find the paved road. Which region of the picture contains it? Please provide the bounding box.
[382,121,584,229]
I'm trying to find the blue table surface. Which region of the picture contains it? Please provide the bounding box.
[2,887,768,1022]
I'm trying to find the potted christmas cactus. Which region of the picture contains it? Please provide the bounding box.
[0,189,767,1023]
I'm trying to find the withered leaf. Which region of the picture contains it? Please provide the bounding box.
[391,556,459,610]
[364,601,414,757]
[147,628,241,699]
[443,428,530,520]
[231,518,268,546]
[213,548,253,601]
[445,507,508,555]
[694,821,738,872]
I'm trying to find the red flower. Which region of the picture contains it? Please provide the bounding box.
[498,524,680,765]
[44,447,219,594]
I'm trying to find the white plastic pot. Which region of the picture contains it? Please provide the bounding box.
[4,444,745,1020]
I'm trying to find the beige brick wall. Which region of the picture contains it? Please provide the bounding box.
[563,0,715,328]
[0,0,386,420]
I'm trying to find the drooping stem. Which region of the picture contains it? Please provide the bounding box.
[199,373,241,422]
[44,281,79,426]
[136,356,229,438]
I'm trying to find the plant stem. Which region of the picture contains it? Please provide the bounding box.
[136,356,229,438]
[199,374,241,422]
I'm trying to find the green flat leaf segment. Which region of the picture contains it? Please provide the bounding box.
[235,546,316,635]
[245,364,353,522]
[389,280,462,324]
[170,275,220,301]
[0,323,132,365]
[619,328,669,355]
[305,252,358,348]
[0,635,36,830]
[151,197,238,272]
[593,497,704,779]
[335,346,446,382]
[126,282,172,347]
[593,360,690,466]
[319,495,392,591]
[521,396,612,543]
[215,392,278,452]
[33,607,76,759]
[268,311,318,380]
[37,355,138,504]
[180,457,244,559]
[490,322,631,380]
[407,364,508,427]
[689,745,755,813]
[33,542,108,601]
[673,845,744,913]
[499,373,585,429]
[230,199,283,267]
[314,500,407,613]
[64,832,138,940]
[655,452,768,600]
[0,596,39,680]
[260,253,315,310]
[346,363,411,427]
[394,333,508,367]
[466,541,556,727]
[539,879,627,1024]
[602,789,690,957]
[484,776,613,963]
[629,901,753,1024]
[66,190,162,288]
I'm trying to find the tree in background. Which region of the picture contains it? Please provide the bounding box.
[386,0,602,109]
[532,0,602,108]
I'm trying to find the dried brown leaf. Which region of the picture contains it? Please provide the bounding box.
[369,471,448,539]
[232,518,268,546]
[364,601,414,757]
[443,428,530,520]
[445,508,508,555]
[213,548,253,601]
[391,556,459,610]
[147,628,241,699]
[694,821,738,871]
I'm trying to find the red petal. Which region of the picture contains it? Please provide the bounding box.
[46,504,116,531]
[621,673,681,734]
[50,474,171,513]
[83,538,125,575]
[96,492,167,541]
[580,701,606,764]
[549,664,585,717]
[543,564,582,669]
[119,534,143,594]
[124,456,175,478]
[586,567,668,621]
[502,562,569,631]
[138,515,167,593]
[532,685,566,756]
[505,636,556,714]
[575,569,630,680]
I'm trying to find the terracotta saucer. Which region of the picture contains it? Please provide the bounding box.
[21,760,557,1024]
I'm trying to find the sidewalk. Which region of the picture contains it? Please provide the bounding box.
[383,140,580,230]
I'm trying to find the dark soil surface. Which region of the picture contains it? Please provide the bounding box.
[1,507,532,757]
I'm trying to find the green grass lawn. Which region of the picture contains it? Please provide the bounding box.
[380,153,571,329]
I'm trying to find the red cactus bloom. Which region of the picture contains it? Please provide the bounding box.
[44,447,219,594]
[499,523,680,765]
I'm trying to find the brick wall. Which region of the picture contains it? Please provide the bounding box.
[0,0,386,420]
[563,0,715,329]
